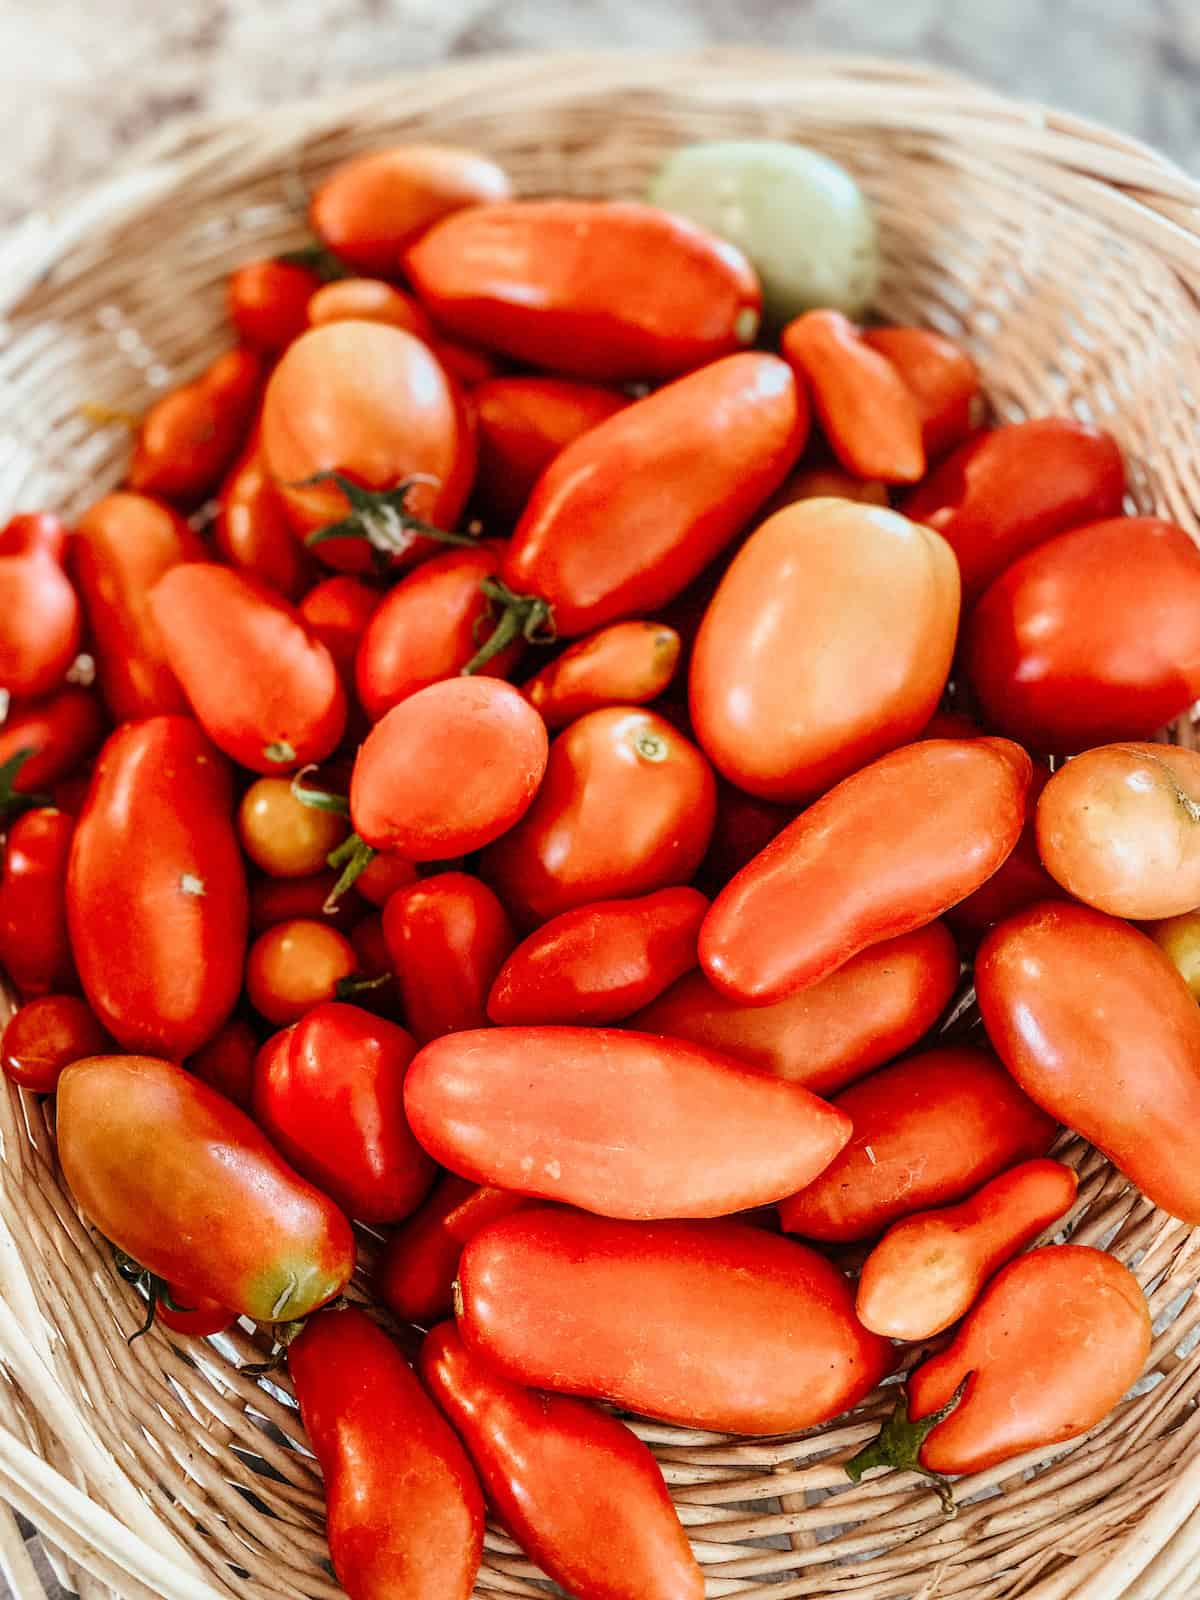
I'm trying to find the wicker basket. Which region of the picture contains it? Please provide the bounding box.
[3,47,1200,1600]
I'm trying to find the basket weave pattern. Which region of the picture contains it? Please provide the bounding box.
[2,50,1200,1600]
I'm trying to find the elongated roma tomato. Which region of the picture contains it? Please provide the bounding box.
[903,418,1125,600]
[0,808,76,997]
[58,1055,354,1320]
[381,872,515,1043]
[311,142,511,273]
[128,347,262,503]
[151,565,346,773]
[1,994,110,1093]
[73,491,206,721]
[351,678,547,859]
[405,1026,851,1219]
[0,526,80,698]
[227,257,320,349]
[481,707,716,926]
[701,738,1030,1005]
[406,200,761,381]
[856,1158,1079,1340]
[522,621,682,730]
[472,376,630,525]
[630,921,959,1095]
[862,326,981,460]
[493,353,805,639]
[215,434,317,601]
[421,1322,704,1600]
[458,1209,894,1434]
[254,1002,434,1223]
[904,1246,1150,1474]
[690,499,959,803]
[487,887,707,1026]
[976,902,1200,1223]
[778,1046,1056,1242]
[0,689,106,796]
[966,517,1200,752]
[67,718,248,1057]
[376,1176,530,1326]
[1036,742,1200,918]
[289,1306,484,1600]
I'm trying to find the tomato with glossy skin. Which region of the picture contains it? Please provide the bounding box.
[701,738,1030,1005]
[492,353,804,640]
[0,512,69,562]
[350,678,547,859]
[904,1246,1150,1475]
[289,1305,484,1600]
[307,276,436,337]
[259,322,475,570]
[376,1176,530,1327]
[238,776,348,878]
[68,718,248,1057]
[421,1322,704,1600]
[155,1285,234,1338]
[311,143,511,274]
[690,499,960,803]
[903,419,1126,601]
[246,919,358,1026]
[151,564,346,773]
[355,542,521,721]
[250,871,362,932]
[862,326,981,460]
[472,376,630,524]
[381,872,514,1043]
[353,851,419,907]
[522,621,681,730]
[630,921,960,1095]
[1,995,111,1093]
[227,258,320,349]
[976,901,1200,1223]
[0,520,80,698]
[487,887,706,1026]
[59,1054,354,1320]
[253,1002,435,1223]
[1036,743,1200,918]
[298,575,381,682]
[782,311,925,482]
[187,1017,259,1110]
[72,492,206,721]
[482,707,716,927]
[778,1046,1056,1242]
[944,765,1062,943]
[856,1158,1079,1341]
[128,347,262,503]
[406,1026,851,1219]
[0,808,76,997]
[0,689,106,796]
[215,434,318,601]
[1148,911,1200,998]
[458,1209,893,1434]
[407,201,761,381]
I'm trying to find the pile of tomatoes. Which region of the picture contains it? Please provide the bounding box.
[3,134,1200,1600]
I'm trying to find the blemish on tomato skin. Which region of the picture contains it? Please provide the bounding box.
[180,873,206,897]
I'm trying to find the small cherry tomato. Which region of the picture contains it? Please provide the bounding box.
[250,871,362,933]
[0,809,76,997]
[0,688,106,797]
[381,871,514,1043]
[128,347,263,504]
[254,1002,435,1222]
[307,277,436,338]
[245,918,358,1026]
[215,434,318,601]
[353,850,419,907]
[186,1017,259,1110]
[522,621,681,730]
[862,325,981,460]
[482,707,716,927]
[311,142,512,273]
[1147,911,1200,998]
[288,1305,484,1600]
[298,575,381,682]
[151,564,346,773]
[1,994,111,1093]
[777,1046,1056,1243]
[238,776,348,878]
[350,678,547,860]
[0,518,81,698]
[227,258,320,349]
[376,1175,530,1327]
[155,1285,235,1338]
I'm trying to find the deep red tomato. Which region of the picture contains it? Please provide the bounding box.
[861,325,981,461]
[215,433,318,601]
[405,1025,851,1218]
[151,564,346,773]
[245,918,358,1026]
[487,886,707,1026]
[253,1002,435,1223]
[481,707,716,926]
[406,200,761,381]
[1,994,111,1093]
[0,807,76,997]
[227,258,321,349]
[690,498,960,803]
[352,850,419,907]
[695,778,792,893]
[965,517,1200,752]
[0,512,69,562]
[350,677,547,860]
[903,418,1126,600]
[307,276,436,339]
[250,871,363,933]
[288,1305,484,1600]
[67,718,248,1057]
[521,621,682,731]
[154,1285,235,1339]
[72,491,206,721]
[298,575,382,682]
[58,1054,354,1321]
[128,347,262,504]
[700,738,1030,1005]
[944,765,1062,943]
[777,1045,1056,1242]
[0,689,106,797]
[375,1175,530,1327]
[0,520,80,698]
[186,1017,259,1110]
[421,1322,704,1600]
[472,375,630,524]
[381,872,515,1043]
[457,1208,894,1434]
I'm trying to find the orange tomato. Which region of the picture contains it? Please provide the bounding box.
[128,348,262,504]
[522,621,681,730]
[246,919,358,1026]
[227,258,320,349]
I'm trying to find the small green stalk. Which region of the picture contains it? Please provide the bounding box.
[335,971,393,1001]
[113,1247,196,1344]
[460,577,556,676]
[844,1374,972,1517]
[323,835,377,910]
[0,748,51,822]
[275,242,352,282]
[300,472,479,569]
[291,766,351,817]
